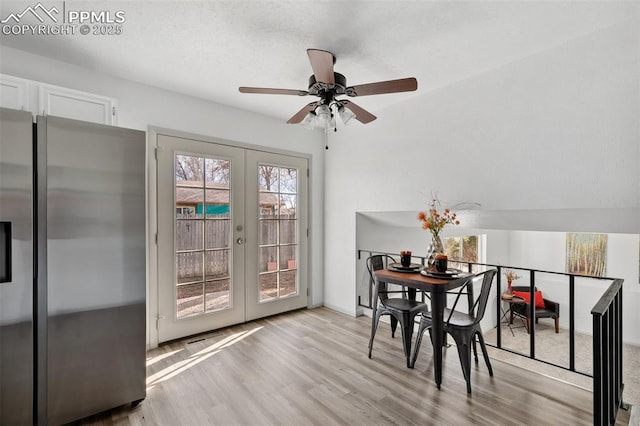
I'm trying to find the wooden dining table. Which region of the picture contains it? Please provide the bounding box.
[373,268,475,389]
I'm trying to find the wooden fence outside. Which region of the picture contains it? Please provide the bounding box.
[175,217,297,282]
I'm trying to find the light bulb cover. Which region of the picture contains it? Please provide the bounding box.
[315,104,331,126]
[301,111,317,130]
[338,106,356,125]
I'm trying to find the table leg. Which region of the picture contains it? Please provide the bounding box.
[403,287,418,368]
[430,289,445,389]
[500,303,515,337]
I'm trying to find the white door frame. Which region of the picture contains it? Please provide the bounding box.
[147,127,313,349]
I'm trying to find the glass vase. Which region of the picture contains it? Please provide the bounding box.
[426,235,444,268]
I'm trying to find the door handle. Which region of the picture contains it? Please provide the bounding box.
[236,237,244,245]
[0,222,11,283]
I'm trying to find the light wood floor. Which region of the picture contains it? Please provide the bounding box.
[79,307,630,425]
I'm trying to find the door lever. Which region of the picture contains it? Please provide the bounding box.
[0,222,11,283]
[236,237,244,245]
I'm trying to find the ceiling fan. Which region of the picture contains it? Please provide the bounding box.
[239,49,418,130]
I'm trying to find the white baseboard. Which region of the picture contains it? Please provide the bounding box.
[322,303,357,317]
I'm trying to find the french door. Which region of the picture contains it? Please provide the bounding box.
[157,135,308,342]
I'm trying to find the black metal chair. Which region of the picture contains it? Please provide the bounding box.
[510,286,560,333]
[410,269,497,393]
[366,254,429,368]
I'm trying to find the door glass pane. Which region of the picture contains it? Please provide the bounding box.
[205,250,229,280]
[206,158,230,186]
[279,245,296,270]
[279,194,296,218]
[259,273,277,301]
[176,252,203,284]
[176,220,203,251]
[205,220,230,249]
[175,153,232,319]
[206,279,230,311]
[258,165,279,192]
[280,220,296,244]
[279,168,297,193]
[177,283,204,318]
[176,154,204,183]
[259,246,277,273]
[280,271,297,297]
[258,164,299,303]
[259,220,277,245]
[259,193,277,218]
[205,189,230,218]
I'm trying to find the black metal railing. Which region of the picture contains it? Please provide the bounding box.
[591,279,628,426]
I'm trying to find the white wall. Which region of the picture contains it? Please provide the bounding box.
[0,46,326,345]
[325,17,640,345]
[508,231,638,339]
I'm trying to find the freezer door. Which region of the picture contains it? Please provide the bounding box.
[0,107,34,425]
[39,115,146,425]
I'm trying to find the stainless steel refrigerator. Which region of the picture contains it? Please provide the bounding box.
[0,107,146,425]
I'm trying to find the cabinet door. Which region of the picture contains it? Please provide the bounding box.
[0,74,30,110]
[39,83,117,125]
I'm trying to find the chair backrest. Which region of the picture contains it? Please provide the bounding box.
[473,269,498,324]
[366,254,396,302]
[446,269,497,325]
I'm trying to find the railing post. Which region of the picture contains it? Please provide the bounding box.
[496,266,502,349]
[529,270,535,359]
[593,313,603,425]
[569,275,575,372]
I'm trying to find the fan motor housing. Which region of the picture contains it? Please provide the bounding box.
[308,72,347,96]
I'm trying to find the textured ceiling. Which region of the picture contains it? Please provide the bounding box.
[1,1,637,123]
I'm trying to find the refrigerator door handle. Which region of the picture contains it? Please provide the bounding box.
[0,221,11,283]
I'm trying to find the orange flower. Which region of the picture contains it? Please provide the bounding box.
[417,198,460,238]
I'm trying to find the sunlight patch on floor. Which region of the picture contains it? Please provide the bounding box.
[146,326,263,391]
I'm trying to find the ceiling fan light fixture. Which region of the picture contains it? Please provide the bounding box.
[300,111,317,130]
[315,104,331,126]
[328,111,337,133]
[338,105,356,125]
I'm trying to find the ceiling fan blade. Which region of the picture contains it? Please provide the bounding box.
[287,103,317,124]
[239,87,309,96]
[340,100,376,124]
[307,49,335,85]
[346,77,417,97]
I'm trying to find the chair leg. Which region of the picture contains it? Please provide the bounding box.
[554,317,559,333]
[472,336,478,363]
[454,339,472,394]
[368,309,383,358]
[525,319,530,334]
[410,317,430,368]
[476,331,493,376]
[399,312,413,368]
[390,316,398,338]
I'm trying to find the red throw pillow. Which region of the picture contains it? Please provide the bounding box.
[512,290,545,309]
